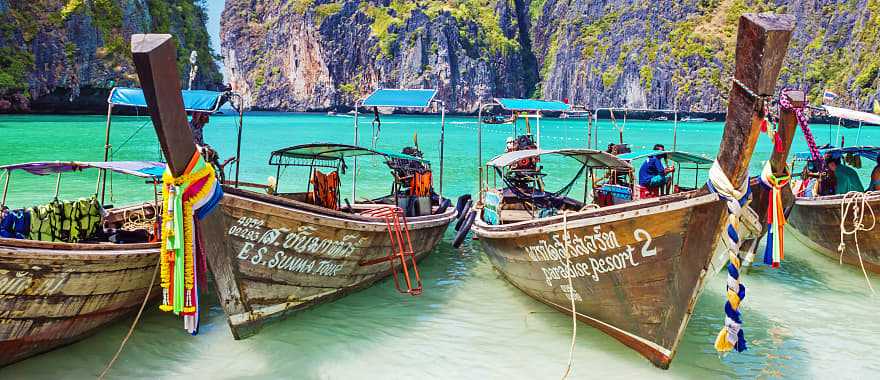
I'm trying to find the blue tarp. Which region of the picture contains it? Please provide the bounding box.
[495,98,571,112]
[362,89,437,108]
[108,87,224,112]
[793,146,879,162]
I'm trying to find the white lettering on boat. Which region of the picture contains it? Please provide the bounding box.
[229,216,364,277]
[527,228,658,286]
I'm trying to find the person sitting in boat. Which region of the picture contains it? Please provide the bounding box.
[826,155,864,195]
[868,162,880,191]
[638,144,674,195]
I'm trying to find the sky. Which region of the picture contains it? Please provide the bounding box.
[205,0,224,76]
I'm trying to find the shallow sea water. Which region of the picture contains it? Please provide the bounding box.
[1,113,879,379]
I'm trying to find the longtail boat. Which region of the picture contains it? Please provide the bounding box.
[467,14,794,368]
[130,39,456,339]
[0,161,164,367]
[788,143,880,274]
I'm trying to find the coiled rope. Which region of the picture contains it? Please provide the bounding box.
[838,191,877,294]
[559,211,576,379]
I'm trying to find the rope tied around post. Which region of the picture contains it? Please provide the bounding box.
[707,161,755,353]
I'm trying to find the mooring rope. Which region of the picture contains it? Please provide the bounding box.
[559,211,576,379]
[98,255,160,379]
[838,191,877,294]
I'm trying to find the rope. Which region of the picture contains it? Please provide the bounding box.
[707,162,753,353]
[559,211,576,380]
[837,191,877,294]
[780,92,822,167]
[98,256,160,380]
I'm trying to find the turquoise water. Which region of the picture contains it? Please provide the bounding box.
[1,113,879,379]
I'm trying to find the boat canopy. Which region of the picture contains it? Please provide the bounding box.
[108,87,225,112]
[495,98,571,112]
[486,149,630,170]
[793,146,880,162]
[0,161,165,178]
[618,150,714,165]
[361,89,437,108]
[269,143,428,165]
[823,106,880,126]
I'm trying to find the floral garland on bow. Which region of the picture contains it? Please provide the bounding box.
[159,150,223,335]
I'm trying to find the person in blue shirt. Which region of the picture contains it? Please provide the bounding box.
[639,144,675,195]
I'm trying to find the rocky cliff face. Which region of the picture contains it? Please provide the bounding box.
[222,0,880,113]
[221,0,539,111]
[0,0,222,113]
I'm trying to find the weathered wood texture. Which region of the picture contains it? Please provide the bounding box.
[473,13,794,369]
[788,193,880,273]
[740,90,802,256]
[130,34,195,176]
[209,188,456,338]
[717,14,795,185]
[0,206,160,367]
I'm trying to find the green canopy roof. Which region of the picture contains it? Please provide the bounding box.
[269,143,428,165]
[618,150,714,165]
[362,89,437,108]
[495,98,571,112]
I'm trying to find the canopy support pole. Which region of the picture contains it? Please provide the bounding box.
[672,100,679,151]
[54,172,61,200]
[353,100,361,202]
[587,111,593,149]
[1,170,9,209]
[235,93,244,188]
[438,100,446,198]
[536,111,541,148]
[100,103,113,204]
[477,102,487,204]
[856,121,863,145]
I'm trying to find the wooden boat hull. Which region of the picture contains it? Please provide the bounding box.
[788,193,880,273]
[472,191,726,368]
[0,237,159,366]
[205,187,456,338]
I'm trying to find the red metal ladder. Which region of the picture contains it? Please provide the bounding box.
[360,206,422,295]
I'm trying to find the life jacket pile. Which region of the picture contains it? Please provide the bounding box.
[310,170,340,210]
[409,171,432,197]
[28,196,103,243]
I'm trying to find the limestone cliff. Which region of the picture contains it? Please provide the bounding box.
[222,0,880,113]
[0,0,222,113]
[221,0,538,111]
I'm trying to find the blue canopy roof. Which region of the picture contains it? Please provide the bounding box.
[0,161,165,179]
[618,150,714,165]
[108,87,224,112]
[362,89,437,108]
[793,146,880,162]
[495,98,571,112]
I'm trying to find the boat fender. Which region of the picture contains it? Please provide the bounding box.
[452,210,476,248]
[455,200,473,231]
[434,198,451,215]
[454,194,471,218]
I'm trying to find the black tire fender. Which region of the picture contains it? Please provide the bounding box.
[452,210,476,248]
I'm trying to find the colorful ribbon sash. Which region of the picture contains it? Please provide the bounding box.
[759,162,789,268]
[159,151,223,335]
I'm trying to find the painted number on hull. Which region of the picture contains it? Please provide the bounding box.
[228,216,364,277]
[522,226,658,287]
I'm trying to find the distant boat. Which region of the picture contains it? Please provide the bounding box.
[650,116,668,121]
[327,111,337,116]
[482,114,515,124]
[560,110,591,119]
[681,116,708,122]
